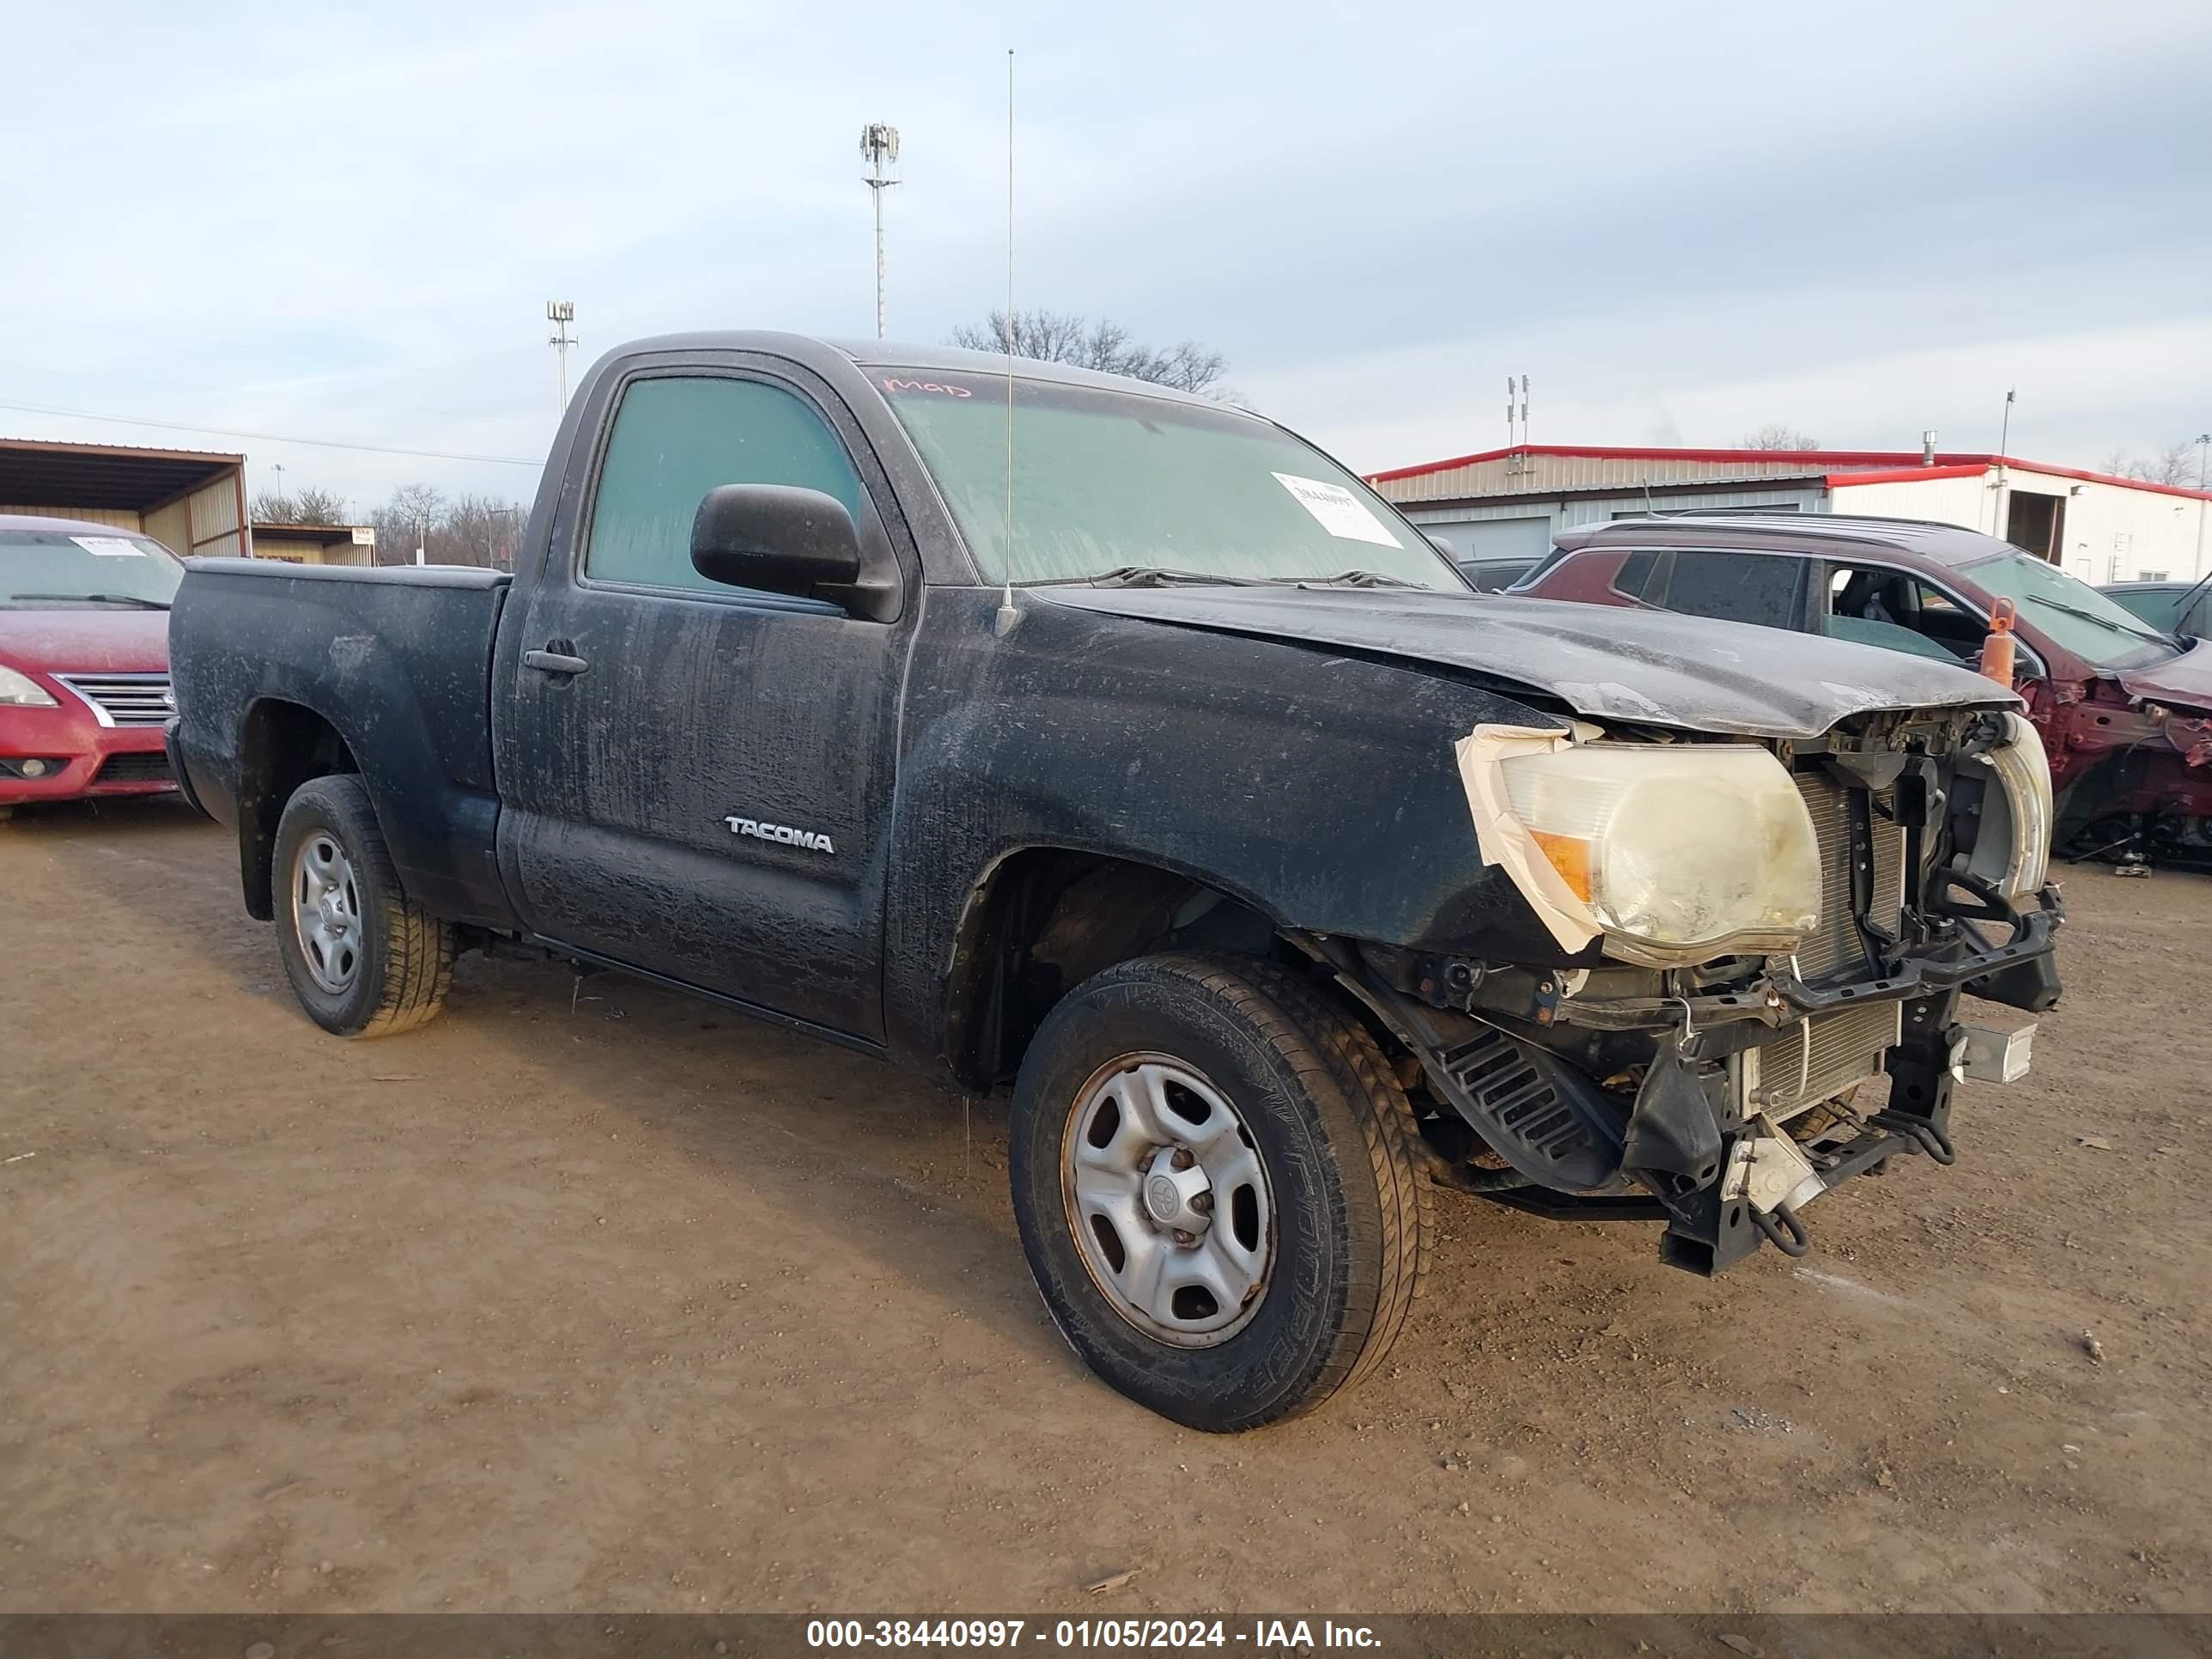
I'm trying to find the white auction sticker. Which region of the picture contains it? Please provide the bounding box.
[1271,472,1402,548]
[70,536,147,557]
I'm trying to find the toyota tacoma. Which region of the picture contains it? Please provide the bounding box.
[167,333,2063,1431]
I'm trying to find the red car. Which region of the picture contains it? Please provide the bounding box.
[1514,513,2212,861]
[0,515,181,815]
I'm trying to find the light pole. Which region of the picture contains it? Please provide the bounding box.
[1993,387,2014,536]
[547,301,578,412]
[2196,432,2209,577]
[490,504,523,571]
[860,124,901,340]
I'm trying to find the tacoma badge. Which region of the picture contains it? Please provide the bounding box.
[725,816,836,854]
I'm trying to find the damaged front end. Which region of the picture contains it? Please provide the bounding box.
[2045,680,2212,869]
[1316,703,2063,1274]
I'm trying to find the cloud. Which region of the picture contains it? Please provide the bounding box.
[1,0,2206,508]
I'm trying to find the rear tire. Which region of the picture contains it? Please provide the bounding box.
[272,774,454,1038]
[1008,951,1431,1431]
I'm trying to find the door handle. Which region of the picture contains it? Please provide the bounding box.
[523,647,589,677]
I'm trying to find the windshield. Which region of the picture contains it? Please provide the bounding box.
[1,531,185,608]
[876,370,1463,590]
[1960,550,2178,671]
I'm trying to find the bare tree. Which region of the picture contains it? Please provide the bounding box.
[1739,424,1824,451]
[2105,441,2203,487]
[370,483,447,565]
[291,486,349,526]
[364,483,525,568]
[444,493,526,570]
[949,309,1231,398]
[249,483,351,524]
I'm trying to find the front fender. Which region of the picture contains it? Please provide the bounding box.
[878,589,1577,1071]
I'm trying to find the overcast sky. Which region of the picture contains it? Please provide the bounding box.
[4,1,2208,513]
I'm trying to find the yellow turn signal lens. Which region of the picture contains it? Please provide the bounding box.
[1528,830,1594,902]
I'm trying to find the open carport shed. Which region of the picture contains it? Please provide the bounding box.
[250,520,377,566]
[0,436,247,560]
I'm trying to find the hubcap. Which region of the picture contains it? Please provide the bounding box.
[291,832,362,994]
[1061,1055,1275,1347]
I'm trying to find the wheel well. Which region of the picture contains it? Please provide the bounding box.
[945,849,1285,1089]
[237,700,359,921]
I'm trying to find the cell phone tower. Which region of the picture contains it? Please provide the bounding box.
[860,124,902,340]
[546,301,578,412]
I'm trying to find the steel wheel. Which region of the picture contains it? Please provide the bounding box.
[1061,1054,1275,1347]
[291,831,362,994]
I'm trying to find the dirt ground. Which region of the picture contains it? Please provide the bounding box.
[2,798,2208,1615]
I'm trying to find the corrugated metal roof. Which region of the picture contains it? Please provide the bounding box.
[1376,450,1843,504]
[1371,448,1929,506]
[1368,444,2212,506]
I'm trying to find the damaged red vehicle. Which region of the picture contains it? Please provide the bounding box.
[1515,514,2212,862]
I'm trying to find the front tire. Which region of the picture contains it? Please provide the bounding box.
[272,774,454,1038]
[1009,952,1431,1431]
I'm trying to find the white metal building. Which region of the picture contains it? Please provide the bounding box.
[1368,445,2212,585]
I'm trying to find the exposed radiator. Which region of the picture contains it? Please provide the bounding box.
[1792,772,1905,983]
[1747,1000,1903,1118]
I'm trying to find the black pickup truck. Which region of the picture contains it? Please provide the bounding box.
[167,332,2063,1431]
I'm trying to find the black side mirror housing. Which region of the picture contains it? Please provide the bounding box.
[690,484,863,599]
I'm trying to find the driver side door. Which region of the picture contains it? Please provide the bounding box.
[494,361,914,1044]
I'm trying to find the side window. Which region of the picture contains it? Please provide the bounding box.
[1658,550,1803,629]
[1517,545,1571,586]
[584,375,864,595]
[2121,589,2186,631]
[1612,549,1658,599]
[1821,565,1983,664]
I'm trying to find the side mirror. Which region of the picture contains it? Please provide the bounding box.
[1424,532,1460,557]
[690,484,862,599]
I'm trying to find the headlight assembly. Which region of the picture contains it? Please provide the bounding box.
[1459,726,1822,968]
[1957,711,2052,900]
[0,665,58,708]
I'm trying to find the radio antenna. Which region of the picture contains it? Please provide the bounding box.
[994,47,1019,636]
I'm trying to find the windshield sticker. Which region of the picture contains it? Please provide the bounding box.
[1270,473,1402,549]
[70,536,147,557]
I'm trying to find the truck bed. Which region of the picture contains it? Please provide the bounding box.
[168,559,517,929]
